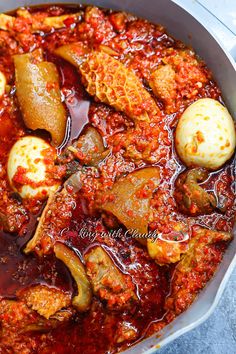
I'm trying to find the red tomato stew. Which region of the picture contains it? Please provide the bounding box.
[0,4,235,354]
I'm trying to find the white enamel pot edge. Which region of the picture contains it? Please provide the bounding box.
[0,1,235,353]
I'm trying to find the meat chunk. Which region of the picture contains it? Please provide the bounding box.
[54,242,92,312]
[147,222,189,265]
[165,227,232,315]
[0,10,82,33]
[81,51,161,122]
[174,168,217,216]
[100,167,160,236]
[55,45,164,163]
[111,119,164,163]
[115,321,138,343]
[83,6,115,43]
[24,188,76,256]
[149,64,176,113]
[67,126,109,167]
[149,50,209,113]
[0,201,28,233]
[55,46,161,122]
[14,50,67,146]
[0,298,73,347]
[18,284,71,319]
[0,299,58,333]
[0,14,15,30]
[0,297,73,354]
[43,12,82,29]
[80,51,159,121]
[85,246,137,310]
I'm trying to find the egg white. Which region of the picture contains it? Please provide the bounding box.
[7,136,60,199]
[175,98,236,170]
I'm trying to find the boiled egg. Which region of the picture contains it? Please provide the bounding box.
[175,98,236,170]
[7,136,60,199]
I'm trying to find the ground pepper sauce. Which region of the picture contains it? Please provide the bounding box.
[0,4,235,354]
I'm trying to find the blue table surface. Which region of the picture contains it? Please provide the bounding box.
[157,268,236,354]
[157,2,236,353]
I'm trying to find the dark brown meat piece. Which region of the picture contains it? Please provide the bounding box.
[67,126,109,166]
[174,168,217,216]
[85,246,137,310]
[165,227,232,315]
